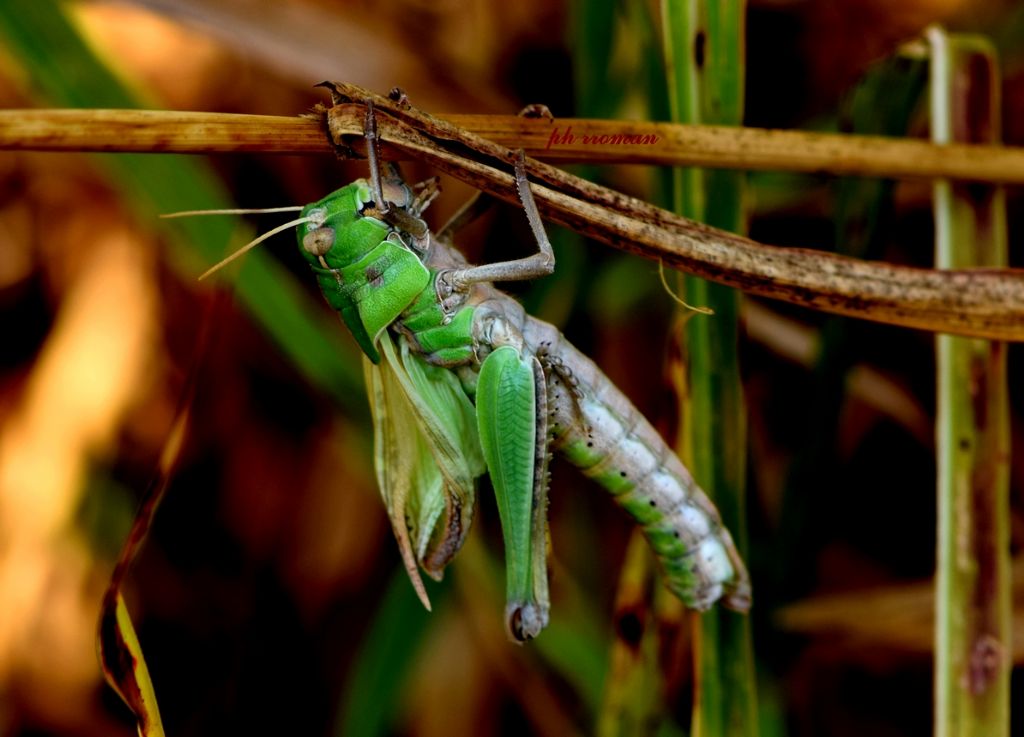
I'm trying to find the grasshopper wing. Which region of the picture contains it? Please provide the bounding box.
[365,330,484,606]
[364,353,440,609]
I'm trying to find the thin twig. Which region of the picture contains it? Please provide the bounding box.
[1,108,1024,184]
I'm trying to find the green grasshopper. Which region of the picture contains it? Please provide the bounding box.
[98,91,751,737]
[285,101,751,640]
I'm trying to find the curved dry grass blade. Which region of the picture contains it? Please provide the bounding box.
[322,95,1024,342]
[98,295,221,736]
[98,591,167,737]
[96,405,186,737]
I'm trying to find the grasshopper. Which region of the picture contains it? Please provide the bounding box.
[97,88,751,735]
[289,99,751,640]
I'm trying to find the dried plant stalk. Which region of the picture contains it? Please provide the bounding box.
[0,109,332,153]
[1,108,1023,184]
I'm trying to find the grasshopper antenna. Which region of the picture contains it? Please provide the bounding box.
[161,206,304,218]
[193,217,315,280]
[160,206,317,281]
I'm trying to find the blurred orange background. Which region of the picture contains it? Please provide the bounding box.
[0,1,1022,736]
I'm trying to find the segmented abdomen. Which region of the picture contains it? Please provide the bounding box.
[520,316,751,612]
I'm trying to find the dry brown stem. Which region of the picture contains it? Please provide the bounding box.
[2,108,1024,185]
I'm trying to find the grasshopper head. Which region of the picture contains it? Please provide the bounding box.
[297,178,416,269]
[297,178,432,364]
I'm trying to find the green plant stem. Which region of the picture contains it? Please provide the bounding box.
[661,2,757,736]
[929,27,1011,737]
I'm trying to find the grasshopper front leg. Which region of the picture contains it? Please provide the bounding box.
[363,101,552,294]
[438,151,555,298]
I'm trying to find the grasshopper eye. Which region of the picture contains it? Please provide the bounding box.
[302,227,335,256]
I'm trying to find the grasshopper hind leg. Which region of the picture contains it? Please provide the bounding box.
[475,344,552,641]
